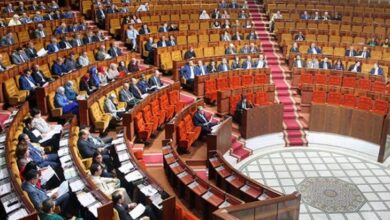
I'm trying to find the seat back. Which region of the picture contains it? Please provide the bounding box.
[342,94,357,108]
[327,92,343,105]
[254,74,267,85]
[356,96,373,111]
[241,75,253,87]
[312,91,327,103]
[216,78,229,90]
[255,91,269,105]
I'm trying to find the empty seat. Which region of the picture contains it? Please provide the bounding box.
[142,105,160,130]
[159,94,175,120]
[3,78,28,106]
[372,100,389,116]
[342,94,357,108]
[327,92,343,105]
[299,74,313,89]
[89,102,111,132]
[134,112,153,142]
[229,76,241,89]
[204,79,217,103]
[342,77,356,88]
[254,92,270,106]
[168,90,185,113]
[254,74,267,85]
[356,96,373,111]
[312,91,327,104]
[241,75,253,87]
[216,78,229,91]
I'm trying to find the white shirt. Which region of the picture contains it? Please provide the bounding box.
[137,4,148,12]
[32,117,50,133]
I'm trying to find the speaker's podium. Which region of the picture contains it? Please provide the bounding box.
[240,103,284,139]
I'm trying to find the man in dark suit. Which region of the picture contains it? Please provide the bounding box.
[234,96,253,124]
[64,52,78,72]
[25,42,38,59]
[168,35,176,46]
[157,36,169,48]
[47,37,60,54]
[137,74,156,93]
[83,31,96,45]
[32,64,53,87]
[217,58,230,72]
[112,190,156,220]
[2,3,14,13]
[231,56,241,69]
[106,4,118,13]
[348,61,362,73]
[180,61,197,90]
[290,42,300,53]
[158,23,169,32]
[294,32,305,41]
[77,129,112,160]
[71,33,84,47]
[0,32,15,46]
[358,46,371,59]
[128,58,140,73]
[44,11,55,21]
[225,44,237,55]
[246,31,257,40]
[95,5,106,28]
[129,78,145,99]
[58,36,73,50]
[22,170,71,214]
[51,58,68,76]
[139,24,151,34]
[307,43,321,54]
[11,48,29,64]
[319,57,332,70]
[148,70,164,89]
[196,60,208,75]
[144,38,156,64]
[34,24,47,39]
[184,47,196,59]
[108,43,122,58]
[239,44,250,54]
[193,106,217,135]
[232,31,244,41]
[300,11,311,20]
[53,23,68,35]
[23,117,59,149]
[345,46,357,57]
[119,83,140,110]
[19,70,38,93]
[293,55,305,68]
[369,63,384,76]
[242,56,254,69]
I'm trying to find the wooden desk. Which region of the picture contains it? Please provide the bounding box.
[309,104,384,144]
[207,116,232,157]
[240,103,284,139]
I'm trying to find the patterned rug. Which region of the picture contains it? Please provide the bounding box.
[298,177,366,213]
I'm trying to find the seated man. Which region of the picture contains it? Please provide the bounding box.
[22,170,71,215]
[59,36,73,50]
[95,45,112,61]
[104,93,125,121]
[108,42,122,58]
[19,69,38,93]
[25,41,38,59]
[158,23,169,32]
[217,58,230,72]
[196,60,208,75]
[78,51,90,67]
[231,56,241,69]
[54,22,68,35]
[290,42,299,53]
[148,70,164,89]
[345,46,357,57]
[136,74,154,94]
[234,95,253,124]
[319,57,332,70]
[34,23,47,39]
[348,61,362,73]
[358,46,371,59]
[255,54,267,68]
[193,106,217,135]
[23,117,60,150]
[307,58,319,69]
[300,11,311,20]
[157,36,169,48]
[54,86,79,114]
[18,134,60,170]
[52,58,68,76]
[180,61,197,90]
[47,37,60,54]
[307,43,321,54]
[249,43,259,54]
[225,43,237,54]
[0,31,15,46]
[112,190,156,220]
[369,63,384,76]
[32,64,53,87]
[120,83,140,110]
[129,78,148,99]
[77,129,112,159]
[184,47,196,59]
[11,48,29,64]
[293,55,305,68]
[242,55,254,69]
[294,31,305,41]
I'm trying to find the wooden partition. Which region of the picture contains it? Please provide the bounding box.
[310,103,385,144]
[213,192,301,220]
[207,117,232,157]
[217,84,276,115]
[240,104,284,139]
[208,151,283,203]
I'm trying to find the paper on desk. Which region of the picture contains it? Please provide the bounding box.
[70,179,85,192]
[60,139,69,147]
[0,168,9,180]
[37,48,47,57]
[88,201,102,218]
[140,184,158,197]
[77,192,97,207]
[64,167,77,180]
[129,203,146,220]
[118,162,134,174]
[125,170,143,182]
[112,138,125,145]
[60,155,71,164]
[118,152,130,162]
[219,200,231,209]
[0,135,6,143]
[0,182,11,196]
[32,129,42,138]
[201,191,213,200]
[48,181,69,198]
[7,208,28,220]
[41,165,56,185]
[2,194,21,213]
[115,143,126,151]
[58,147,69,157]
[150,193,163,209]
[0,157,6,166]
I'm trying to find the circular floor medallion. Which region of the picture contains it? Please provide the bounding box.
[297,177,366,213]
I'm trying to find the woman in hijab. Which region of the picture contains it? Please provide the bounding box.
[97,65,109,84]
[80,73,95,95]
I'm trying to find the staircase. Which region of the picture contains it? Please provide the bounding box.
[248,0,307,147]
[230,135,252,161]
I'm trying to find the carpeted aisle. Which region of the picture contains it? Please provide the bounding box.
[248,0,307,146]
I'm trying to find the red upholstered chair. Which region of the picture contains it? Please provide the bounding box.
[177,116,201,150]
[230,94,242,115]
[150,99,166,125]
[183,114,201,138]
[342,94,357,108]
[327,92,343,105]
[229,76,241,89]
[372,81,386,93]
[254,91,271,106]
[372,100,389,116]
[204,79,217,103]
[216,77,229,91]
[134,112,153,142]
[358,79,371,91]
[356,96,373,111]
[245,92,255,104]
[159,94,175,120]
[142,105,160,130]
[241,75,253,87]
[182,211,198,220]
[315,74,327,85]
[342,76,356,88]
[328,75,342,86]
[299,73,313,89]
[175,204,183,220]
[169,90,185,113]
[312,91,327,103]
[254,74,267,85]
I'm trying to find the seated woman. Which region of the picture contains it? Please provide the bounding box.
[64,80,77,101]
[24,117,60,150]
[79,74,96,95]
[107,63,120,80]
[54,86,79,114]
[31,108,62,142]
[92,151,115,178]
[333,59,344,71]
[97,66,109,84]
[117,60,129,76]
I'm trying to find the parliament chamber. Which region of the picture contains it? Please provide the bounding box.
[1,0,390,219]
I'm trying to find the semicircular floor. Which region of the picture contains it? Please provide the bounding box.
[236,147,390,220]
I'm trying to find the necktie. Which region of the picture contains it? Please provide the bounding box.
[324,63,327,69]
[363,52,366,58]
[77,39,81,46]
[113,48,117,56]
[200,113,207,123]
[190,67,194,78]
[350,51,353,57]
[66,42,71,48]
[171,41,175,46]
[20,55,25,63]
[154,77,158,86]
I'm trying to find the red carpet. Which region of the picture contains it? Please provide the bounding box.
[249,1,307,146]
[0,113,10,129]
[230,135,252,162]
[143,153,163,167]
[180,93,195,106]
